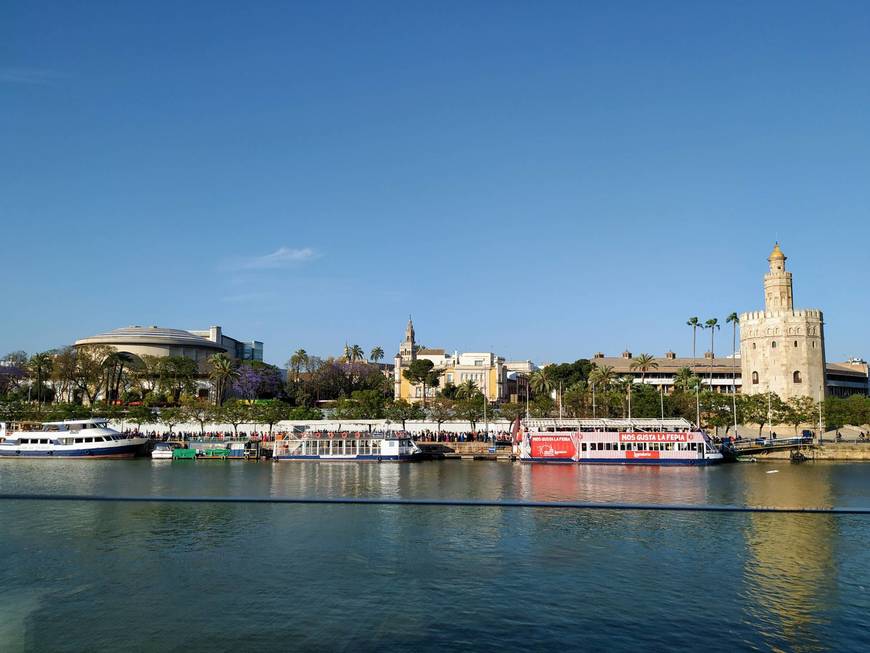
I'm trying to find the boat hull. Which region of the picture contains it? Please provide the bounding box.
[522,457,723,466]
[0,443,146,459]
[275,454,423,462]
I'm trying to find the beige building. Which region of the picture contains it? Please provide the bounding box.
[393,318,507,403]
[740,244,827,400]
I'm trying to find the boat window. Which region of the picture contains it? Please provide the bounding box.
[581,443,587,451]
[75,438,84,443]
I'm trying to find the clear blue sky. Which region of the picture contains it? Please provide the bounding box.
[3,1,869,366]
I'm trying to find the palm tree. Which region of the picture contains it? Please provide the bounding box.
[369,346,384,364]
[588,364,615,390]
[350,344,365,362]
[705,318,720,384]
[614,376,634,418]
[687,317,701,360]
[673,367,696,392]
[456,379,479,400]
[629,353,659,383]
[529,368,554,396]
[726,312,740,433]
[289,349,308,382]
[208,353,239,405]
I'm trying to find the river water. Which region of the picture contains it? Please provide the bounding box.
[0,460,867,652]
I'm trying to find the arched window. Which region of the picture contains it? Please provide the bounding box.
[771,341,777,348]
[752,343,757,350]
[752,371,759,385]
[794,341,798,347]
[793,370,802,384]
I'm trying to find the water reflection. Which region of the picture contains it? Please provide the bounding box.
[739,466,838,652]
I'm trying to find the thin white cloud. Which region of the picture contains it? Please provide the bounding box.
[237,246,319,270]
[227,247,320,270]
[0,68,63,85]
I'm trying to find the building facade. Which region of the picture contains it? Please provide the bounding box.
[393,318,507,402]
[739,244,827,400]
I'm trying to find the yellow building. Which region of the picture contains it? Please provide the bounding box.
[392,318,507,403]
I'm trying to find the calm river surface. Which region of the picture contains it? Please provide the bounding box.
[1,460,868,652]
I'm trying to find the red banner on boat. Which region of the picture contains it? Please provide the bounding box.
[619,432,689,443]
[626,450,661,459]
[530,435,576,459]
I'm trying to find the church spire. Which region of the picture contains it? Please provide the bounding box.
[399,315,417,360]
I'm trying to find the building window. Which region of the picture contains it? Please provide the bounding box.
[793,371,802,383]
[752,343,756,350]
[752,371,759,385]
[771,341,777,348]
[794,341,798,347]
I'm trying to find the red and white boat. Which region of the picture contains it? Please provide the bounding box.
[518,418,724,466]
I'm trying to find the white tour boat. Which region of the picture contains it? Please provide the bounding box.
[273,431,423,462]
[518,418,724,466]
[0,419,148,459]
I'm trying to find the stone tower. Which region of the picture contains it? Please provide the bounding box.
[740,244,826,400]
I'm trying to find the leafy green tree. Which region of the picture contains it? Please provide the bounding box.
[385,399,424,430]
[562,382,588,417]
[426,397,455,434]
[208,353,239,405]
[497,401,526,423]
[127,405,155,432]
[545,360,594,390]
[28,351,54,407]
[334,389,386,419]
[158,407,185,436]
[784,396,818,434]
[157,356,199,405]
[217,400,252,438]
[528,395,555,418]
[181,396,216,436]
[454,395,485,430]
[251,401,291,437]
[74,344,116,405]
[402,359,440,406]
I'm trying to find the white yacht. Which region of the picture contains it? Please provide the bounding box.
[0,419,148,458]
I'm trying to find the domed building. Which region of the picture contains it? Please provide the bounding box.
[74,325,263,374]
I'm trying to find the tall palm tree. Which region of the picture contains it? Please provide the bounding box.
[687,317,701,360]
[726,312,740,433]
[705,318,720,384]
[289,349,308,382]
[208,353,239,405]
[369,346,384,364]
[529,368,554,396]
[456,379,479,399]
[350,344,365,362]
[629,353,659,382]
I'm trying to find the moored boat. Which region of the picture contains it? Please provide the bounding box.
[0,419,148,458]
[273,432,423,461]
[151,442,176,459]
[518,418,724,466]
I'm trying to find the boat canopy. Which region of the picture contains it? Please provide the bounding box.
[523,418,694,430]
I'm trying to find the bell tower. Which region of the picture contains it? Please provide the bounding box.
[399,316,416,361]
